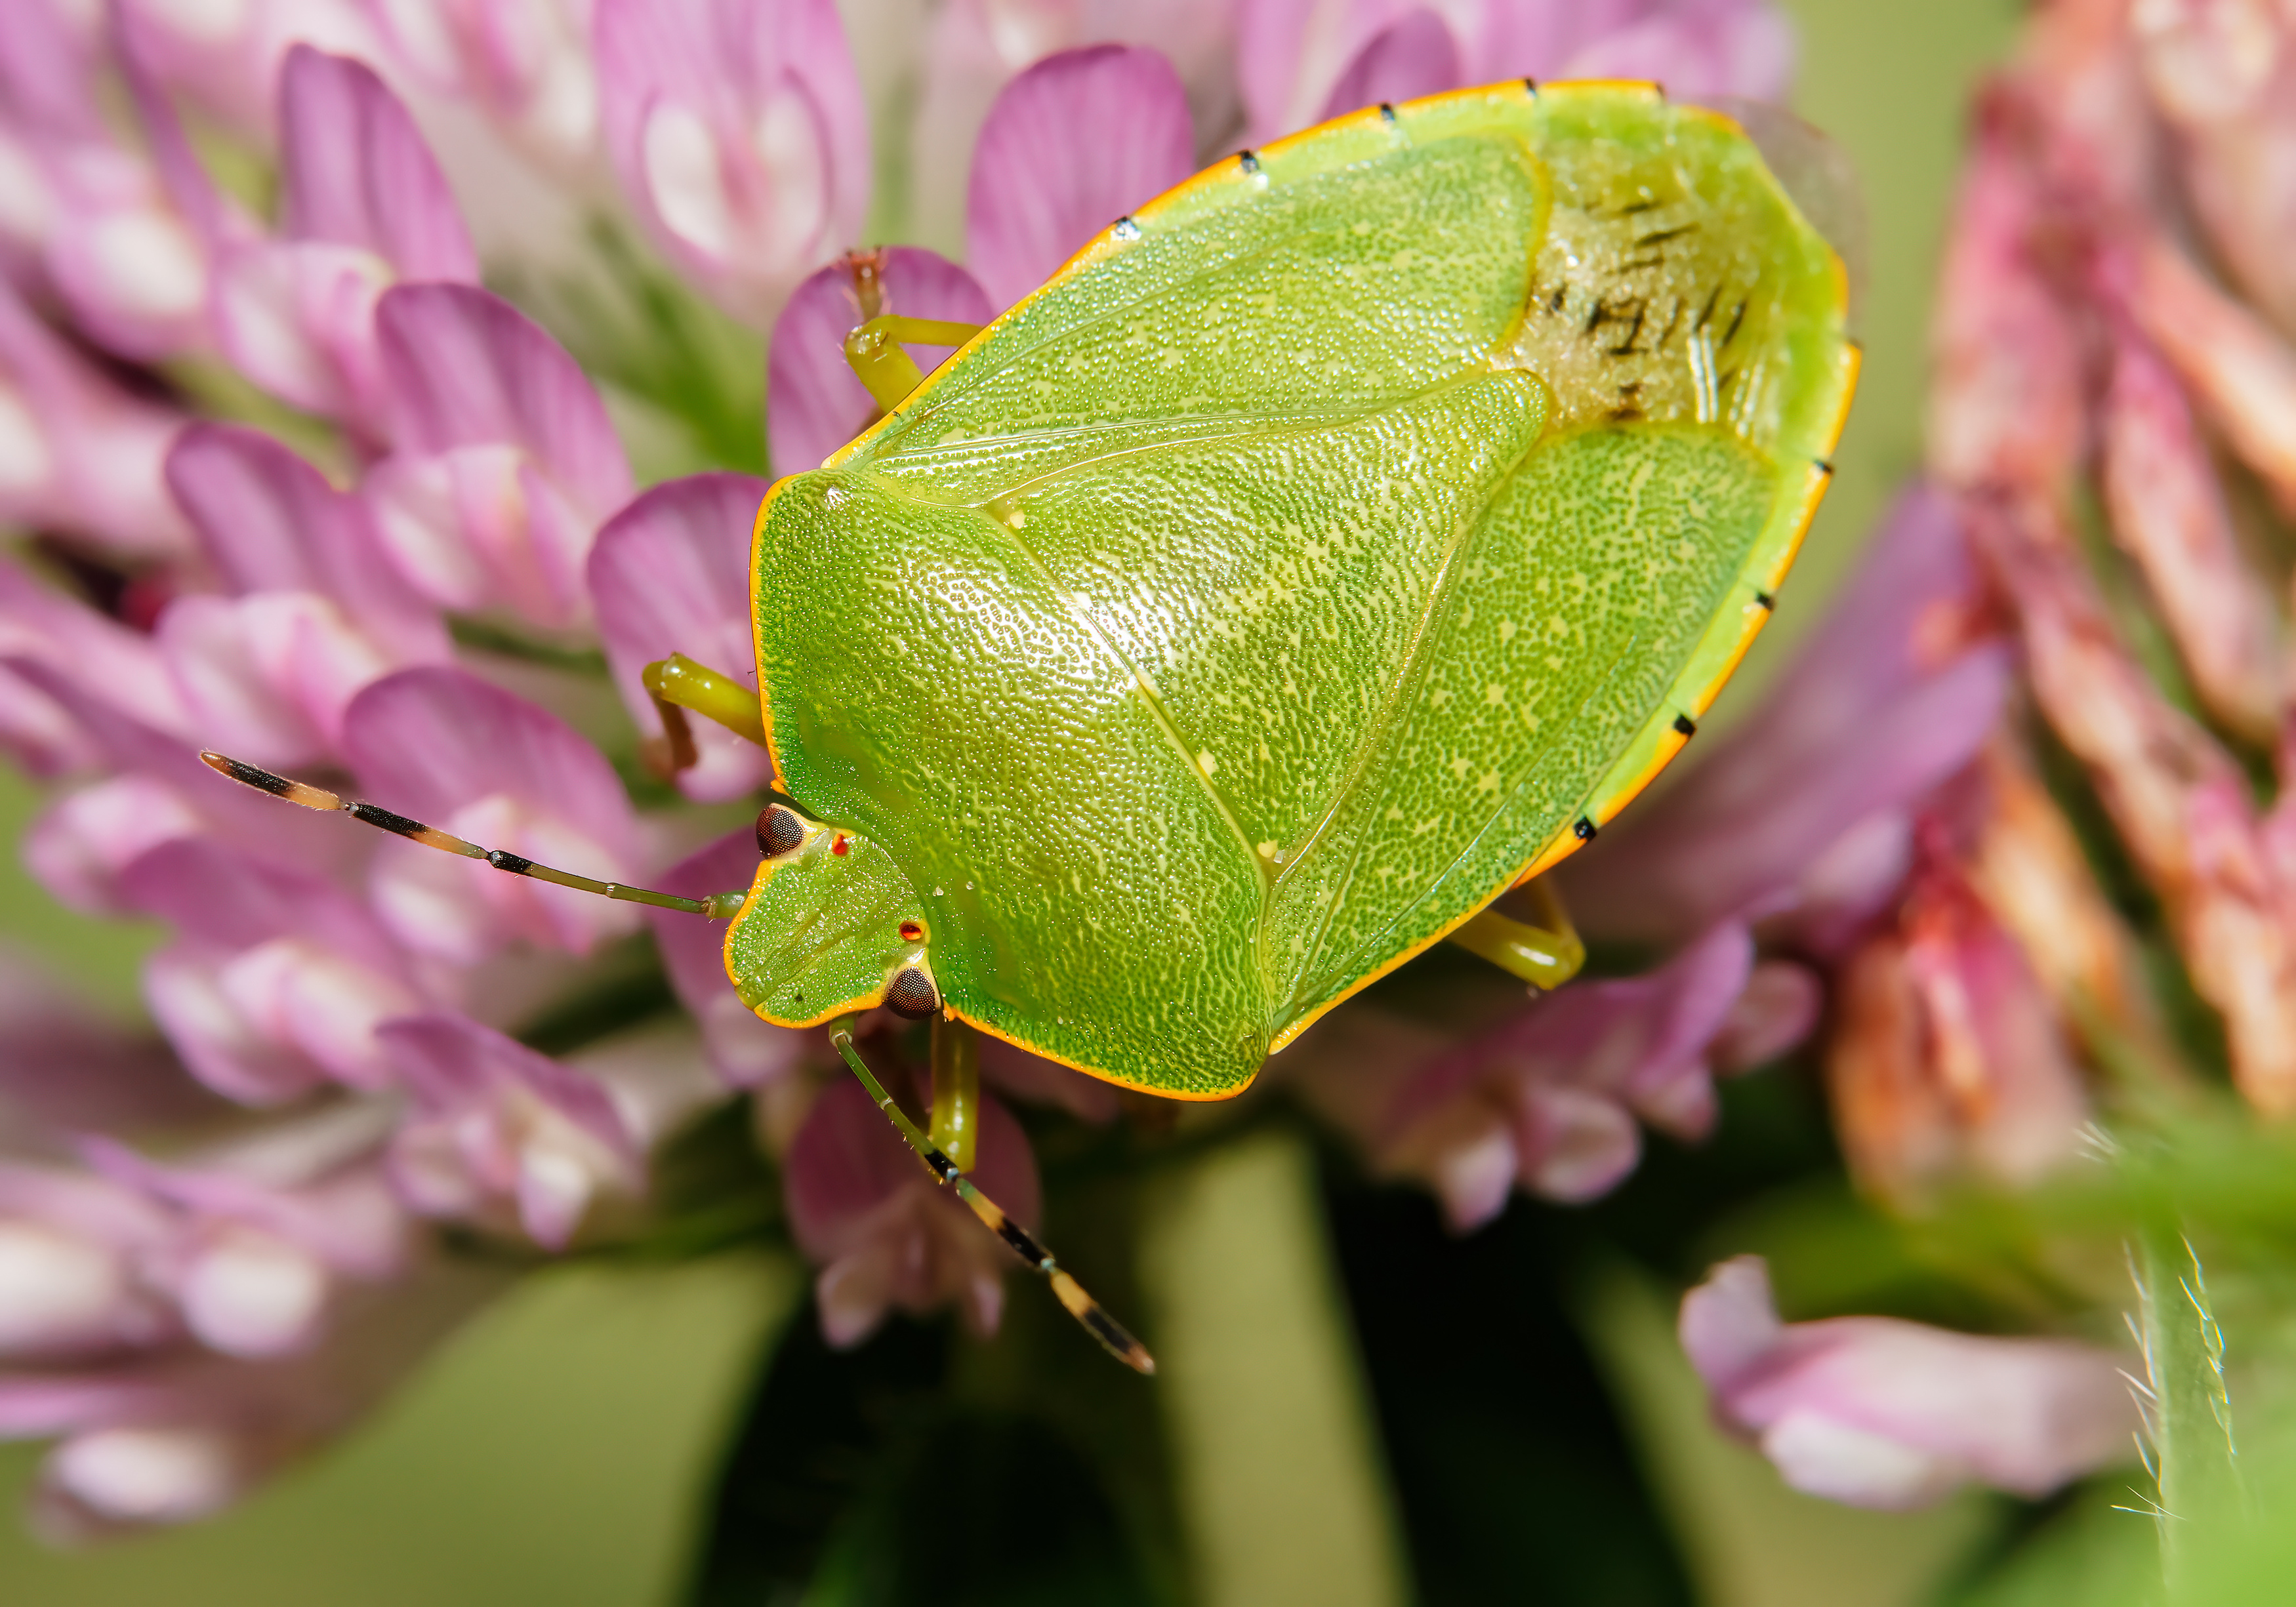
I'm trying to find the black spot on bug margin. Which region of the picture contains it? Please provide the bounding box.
[886,967,939,1019]
[1378,102,1397,123]
[1673,714,1696,737]
[1523,77,1540,96]
[1813,457,1834,476]
[1111,216,1141,241]
[1238,150,1260,175]
[1573,816,1598,842]
[1753,590,1776,611]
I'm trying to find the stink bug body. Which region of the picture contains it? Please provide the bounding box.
[209,81,1856,1368]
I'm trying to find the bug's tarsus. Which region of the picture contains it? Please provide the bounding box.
[828,1015,1156,1375]
[844,315,988,413]
[1452,876,1586,991]
[642,655,769,778]
[1673,712,1697,737]
[198,751,749,920]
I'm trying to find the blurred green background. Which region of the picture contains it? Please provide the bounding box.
[0,1,2020,1601]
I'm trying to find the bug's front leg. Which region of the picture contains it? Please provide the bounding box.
[640,653,768,777]
[843,315,987,411]
[1450,877,1586,992]
[929,1013,981,1173]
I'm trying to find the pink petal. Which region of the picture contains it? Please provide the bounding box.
[210,239,396,429]
[643,829,813,1088]
[594,0,871,327]
[1317,10,1460,123]
[164,422,443,658]
[0,946,221,1133]
[114,835,403,973]
[588,472,775,801]
[0,280,192,556]
[1559,484,2009,948]
[766,247,992,475]
[1513,1084,1641,1202]
[374,283,627,510]
[159,592,392,766]
[1710,960,1822,1072]
[342,666,641,960]
[371,284,630,625]
[1239,0,1415,144]
[965,45,1196,312]
[278,45,477,280]
[358,0,600,178]
[785,1070,1040,1342]
[1560,1,1799,104]
[1683,1256,2135,1509]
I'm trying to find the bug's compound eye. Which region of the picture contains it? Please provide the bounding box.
[885,965,939,1019]
[756,804,806,859]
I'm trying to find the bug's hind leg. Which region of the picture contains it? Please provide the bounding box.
[843,315,986,411]
[827,1015,1154,1374]
[641,653,769,777]
[1450,877,1586,992]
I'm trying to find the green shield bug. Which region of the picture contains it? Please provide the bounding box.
[207,80,1856,1370]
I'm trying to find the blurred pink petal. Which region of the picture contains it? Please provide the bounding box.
[2131,0,2296,338]
[159,594,395,769]
[0,1255,503,1537]
[368,283,631,627]
[787,1070,1040,1345]
[1559,484,2009,954]
[2099,325,2283,743]
[115,0,377,137]
[1295,923,1800,1228]
[644,829,813,1089]
[0,281,192,557]
[279,47,478,280]
[1826,836,2089,1206]
[2181,776,2296,1116]
[589,472,774,802]
[344,666,642,961]
[22,774,206,915]
[0,559,190,778]
[2127,236,2296,520]
[1239,0,1419,142]
[766,247,992,474]
[905,1,1237,254]
[120,837,422,1099]
[379,1013,640,1247]
[0,1165,172,1360]
[165,423,444,659]
[1683,1256,2133,1508]
[1559,0,1797,103]
[214,48,478,433]
[594,0,870,328]
[1927,111,2087,500]
[1316,10,1461,123]
[84,1105,405,1358]
[0,946,222,1133]
[966,46,1195,311]
[360,0,603,178]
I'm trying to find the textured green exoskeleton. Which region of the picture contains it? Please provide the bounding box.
[197,81,1855,1370]
[736,81,1855,1098]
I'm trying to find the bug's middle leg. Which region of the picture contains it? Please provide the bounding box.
[929,1013,981,1173]
[1449,877,1586,992]
[843,315,987,410]
[641,653,768,776]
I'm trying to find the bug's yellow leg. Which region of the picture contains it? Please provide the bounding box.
[198,752,751,918]
[827,1015,1154,1375]
[1450,877,1586,992]
[929,1013,981,1173]
[641,654,769,777]
[843,315,986,411]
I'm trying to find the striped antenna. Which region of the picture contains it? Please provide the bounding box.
[199,752,750,919]
[204,751,1157,1372]
[829,1017,1157,1375]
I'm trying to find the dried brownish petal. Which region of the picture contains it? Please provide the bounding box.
[2099,331,2284,743]
[2131,237,2296,518]
[1967,734,2156,1040]
[2183,778,2296,1112]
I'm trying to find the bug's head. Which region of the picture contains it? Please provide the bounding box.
[724,803,939,1025]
